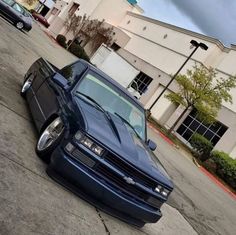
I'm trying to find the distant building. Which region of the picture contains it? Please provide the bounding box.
[35,0,55,16]
[46,1,236,159]
[45,0,143,36]
[17,0,55,14]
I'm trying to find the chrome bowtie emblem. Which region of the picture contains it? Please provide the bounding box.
[123,176,135,185]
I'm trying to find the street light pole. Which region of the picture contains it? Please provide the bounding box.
[148,40,208,112]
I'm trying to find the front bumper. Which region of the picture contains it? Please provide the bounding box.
[47,147,162,227]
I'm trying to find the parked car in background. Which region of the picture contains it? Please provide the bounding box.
[32,11,50,28]
[0,0,32,31]
[21,58,174,227]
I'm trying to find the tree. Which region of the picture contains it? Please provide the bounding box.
[86,19,114,54]
[165,64,236,133]
[64,13,87,47]
[25,0,35,6]
[64,13,114,52]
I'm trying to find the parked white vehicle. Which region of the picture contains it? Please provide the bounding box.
[91,44,141,98]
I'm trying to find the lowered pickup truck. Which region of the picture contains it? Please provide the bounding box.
[21,58,174,227]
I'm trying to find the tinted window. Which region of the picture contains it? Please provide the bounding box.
[23,10,30,17]
[12,3,24,13]
[177,108,228,146]
[3,0,14,5]
[60,62,86,85]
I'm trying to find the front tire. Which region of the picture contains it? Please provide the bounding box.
[21,74,34,98]
[36,117,65,163]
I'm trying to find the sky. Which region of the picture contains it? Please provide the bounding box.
[138,0,236,46]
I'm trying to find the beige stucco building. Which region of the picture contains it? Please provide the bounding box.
[45,0,143,36]
[46,1,236,159]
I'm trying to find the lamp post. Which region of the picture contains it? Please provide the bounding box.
[148,40,208,112]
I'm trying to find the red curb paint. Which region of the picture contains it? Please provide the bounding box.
[43,30,60,46]
[199,166,236,200]
[148,123,174,146]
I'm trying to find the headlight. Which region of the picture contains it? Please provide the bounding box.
[75,131,104,156]
[155,185,170,197]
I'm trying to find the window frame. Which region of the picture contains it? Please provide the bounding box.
[177,109,228,146]
[131,72,153,95]
[12,3,24,14]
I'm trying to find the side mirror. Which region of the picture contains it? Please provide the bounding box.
[52,73,69,90]
[147,139,157,151]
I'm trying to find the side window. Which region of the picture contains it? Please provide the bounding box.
[12,3,24,13]
[60,62,86,85]
[3,0,14,5]
[23,10,30,17]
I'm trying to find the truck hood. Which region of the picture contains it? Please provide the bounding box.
[75,98,173,189]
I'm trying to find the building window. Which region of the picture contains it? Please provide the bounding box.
[110,43,121,51]
[177,109,228,146]
[131,72,153,95]
[68,3,79,15]
[51,7,59,15]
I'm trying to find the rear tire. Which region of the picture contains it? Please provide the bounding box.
[16,21,24,30]
[36,117,65,163]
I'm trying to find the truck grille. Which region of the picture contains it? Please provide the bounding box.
[104,153,157,189]
[96,164,149,201]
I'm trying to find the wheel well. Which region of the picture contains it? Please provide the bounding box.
[40,114,59,134]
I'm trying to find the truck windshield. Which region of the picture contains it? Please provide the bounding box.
[75,71,146,140]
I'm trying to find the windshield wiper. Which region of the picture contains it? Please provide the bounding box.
[75,91,121,141]
[75,91,107,113]
[114,112,141,139]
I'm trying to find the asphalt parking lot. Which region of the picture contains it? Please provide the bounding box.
[1,18,236,235]
[0,19,198,235]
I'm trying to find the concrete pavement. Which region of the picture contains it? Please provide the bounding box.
[0,18,198,234]
[148,127,236,235]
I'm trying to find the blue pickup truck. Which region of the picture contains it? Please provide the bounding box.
[21,58,174,227]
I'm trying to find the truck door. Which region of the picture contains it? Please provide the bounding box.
[34,61,87,130]
[28,59,57,130]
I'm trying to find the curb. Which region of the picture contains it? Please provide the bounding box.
[199,166,236,200]
[192,158,236,200]
[43,30,59,45]
[147,123,175,146]
[192,157,201,168]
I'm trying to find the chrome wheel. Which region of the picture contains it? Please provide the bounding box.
[21,75,34,93]
[16,22,24,30]
[37,117,64,151]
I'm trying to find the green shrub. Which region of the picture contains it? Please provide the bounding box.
[68,43,90,62]
[202,158,217,174]
[211,151,236,189]
[190,133,213,161]
[56,34,67,48]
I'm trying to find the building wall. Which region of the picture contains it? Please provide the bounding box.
[89,0,136,26]
[117,48,172,105]
[47,0,143,36]
[119,13,218,72]
[214,106,236,157]
[116,12,236,158]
